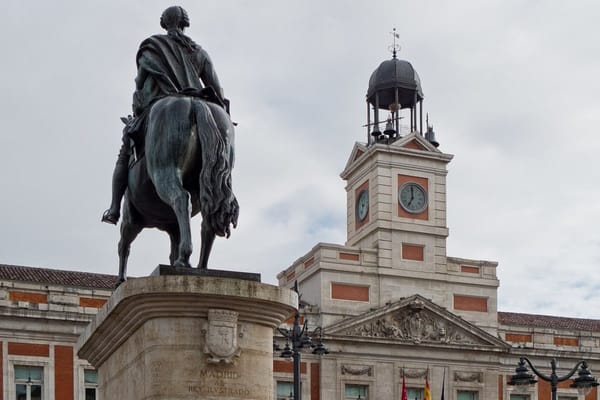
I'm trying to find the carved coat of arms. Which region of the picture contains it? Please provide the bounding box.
[204,309,241,364]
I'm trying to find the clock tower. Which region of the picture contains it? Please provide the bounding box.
[342,53,452,274]
[278,48,499,333]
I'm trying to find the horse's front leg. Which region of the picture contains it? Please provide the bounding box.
[198,219,216,269]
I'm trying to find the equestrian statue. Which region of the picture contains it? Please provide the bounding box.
[102,6,238,284]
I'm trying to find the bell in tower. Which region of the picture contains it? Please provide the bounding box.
[366,31,424,145]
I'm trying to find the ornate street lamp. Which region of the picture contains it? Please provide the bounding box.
[508,357,599,400]
[274,281,329,400]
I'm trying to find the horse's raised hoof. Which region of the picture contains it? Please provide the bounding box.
[102,209,119,225]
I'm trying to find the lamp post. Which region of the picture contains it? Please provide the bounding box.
[508,357,599,400]
[274,281,329,400]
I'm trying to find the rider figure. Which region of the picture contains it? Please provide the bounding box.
[102,5,226,224]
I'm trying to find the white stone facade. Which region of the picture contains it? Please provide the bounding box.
[276,134,600,400]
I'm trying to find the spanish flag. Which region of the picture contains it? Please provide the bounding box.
[401,374,408,400]
[424,375,432,400]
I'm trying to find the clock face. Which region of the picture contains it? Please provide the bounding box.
[398,182,428,213]
[356,189,369,221]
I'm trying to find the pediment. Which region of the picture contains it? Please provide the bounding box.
[393,131,440,153]
[342,142,369,174]
[325,294,508,349]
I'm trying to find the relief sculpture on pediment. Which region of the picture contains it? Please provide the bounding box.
[344,306,476,344]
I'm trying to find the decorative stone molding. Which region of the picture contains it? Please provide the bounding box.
[342,365,373,376]
[454,371,482,383]
[78,275,297,367]
[343,300,476,344]
[400,368,428,379]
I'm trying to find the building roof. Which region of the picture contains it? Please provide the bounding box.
[499,311,600,332]
[366,57,423,109]
[0,264,118,290]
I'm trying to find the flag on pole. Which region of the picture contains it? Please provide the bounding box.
[424,375,432,400]
[440,370,445,400]
[401,373,408,400]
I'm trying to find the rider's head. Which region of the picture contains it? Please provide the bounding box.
[160,6,190,31]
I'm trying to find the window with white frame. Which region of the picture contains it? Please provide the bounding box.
[345,383,368,399]
[276,381,293,400]
[407,387,424,400]
[457,390,478,400]
[84,370,98,400]
[15,366,43,400]
[557,396,577,400]
[509,395,530,400]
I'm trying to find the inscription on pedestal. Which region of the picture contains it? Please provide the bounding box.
[190,368,251,398]
[189,367,271,399]
[188,385,251,397]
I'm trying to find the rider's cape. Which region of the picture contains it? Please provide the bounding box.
[127,34,222,148]
[136,34,204,99]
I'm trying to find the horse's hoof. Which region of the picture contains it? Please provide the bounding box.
[174,260,192,268]
[102,209,120,225]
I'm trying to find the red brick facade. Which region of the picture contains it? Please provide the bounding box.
[402,243,424,261]
[9,291,48,304]
[8,342,50,357]
[331,283,369,301]
[79,297,107,308]
[453,295,488,312]
[55,346,74,400]
[505,333,533,343]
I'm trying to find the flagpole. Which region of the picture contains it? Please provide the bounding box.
[440,367,446,400]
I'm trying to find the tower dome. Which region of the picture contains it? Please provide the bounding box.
[365,47,425,145]
[367,58,423,111]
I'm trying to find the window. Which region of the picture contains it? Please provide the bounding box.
[345,384,368,399]
[15,366,43,400]
[558,397,577,400]
[276,381,293,400]
[407,388,423,400]
[510,395,530,400]
[84,370,98,400]
[458,390,478,400]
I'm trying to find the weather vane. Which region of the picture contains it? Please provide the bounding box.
[389,28,401,58]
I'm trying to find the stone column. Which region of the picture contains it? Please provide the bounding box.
[77,275,297,400]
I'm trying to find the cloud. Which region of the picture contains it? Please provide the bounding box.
[1,1,600,318]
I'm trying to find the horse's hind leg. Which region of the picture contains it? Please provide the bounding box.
[167,227,180,266]
[198,219,216,269]
[153,175,193,268]
[117,203,142,286]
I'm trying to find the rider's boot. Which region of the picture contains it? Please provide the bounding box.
[102,142,130,225]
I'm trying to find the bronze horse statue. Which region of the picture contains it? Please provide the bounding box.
[117,95,238,284]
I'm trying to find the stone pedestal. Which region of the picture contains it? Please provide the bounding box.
[77,275,297,400]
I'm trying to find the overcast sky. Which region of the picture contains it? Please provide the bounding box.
[1,1,599,318]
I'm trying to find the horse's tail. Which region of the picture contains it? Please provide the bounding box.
[193,100,239,237]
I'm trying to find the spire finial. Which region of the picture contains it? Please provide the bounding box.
[389,28,400,58]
